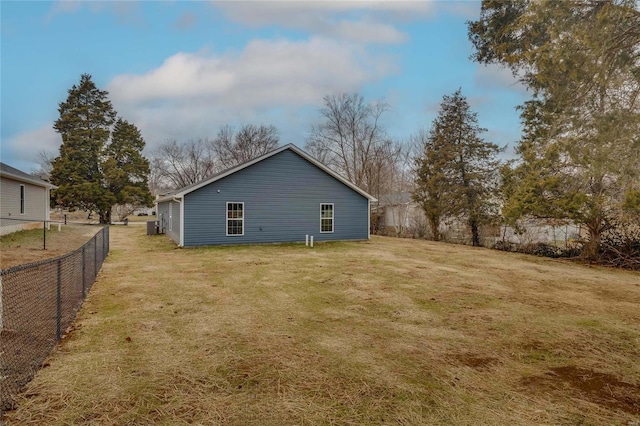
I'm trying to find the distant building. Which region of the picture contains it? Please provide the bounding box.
[376,192,425,235]
[0,162,57,236]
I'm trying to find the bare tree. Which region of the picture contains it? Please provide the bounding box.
[151,139,217,190]
[213,124,279,169]
[31,150,56,181]
[364,139,406,200]
[305,93,399,196]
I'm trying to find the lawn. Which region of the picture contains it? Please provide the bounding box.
[0,224,105,270]
[3,227,639,425]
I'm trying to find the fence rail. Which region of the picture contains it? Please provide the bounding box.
[0,226,109,413]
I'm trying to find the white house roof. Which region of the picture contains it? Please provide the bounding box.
[155,144,377,204]
[378,192,413,206]
[0,162,57,189]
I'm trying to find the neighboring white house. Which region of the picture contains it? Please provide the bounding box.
[376,192,426,235]
[0,162,57,236]
[378,191,582,245]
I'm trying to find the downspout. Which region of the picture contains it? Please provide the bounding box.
[44,188,48,223]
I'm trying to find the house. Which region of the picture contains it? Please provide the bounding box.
[0,162,57,236]
[377,191,581,246]
[376,192,426,235]
[155,144,376,247]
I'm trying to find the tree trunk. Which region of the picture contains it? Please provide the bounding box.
[428,215,441,241]
[584,225,602,262]
[470,218,480,247]
[99,209,111,224]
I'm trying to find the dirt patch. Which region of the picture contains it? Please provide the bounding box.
[453,353,499,370]
[521,366,640,415]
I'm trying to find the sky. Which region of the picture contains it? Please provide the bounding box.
[1,0,530,173]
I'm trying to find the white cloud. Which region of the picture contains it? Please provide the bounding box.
[2,125,60,171]
[46,1,143,26]
[48,0,83,16]
[214,1,435,23]
[108,37,398,148]
[211,1,435,44]
[332,19,407,44]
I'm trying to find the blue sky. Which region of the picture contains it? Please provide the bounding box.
[1,1,529,172]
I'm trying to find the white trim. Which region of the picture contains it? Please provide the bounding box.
[45,189,51,222]
[226,202,245,236]
[179,197,185,247]
[367,199,371,240]
[169,203,173,232]
[0,169,57,189]
[156,144,377,204]
[320,203,334,233]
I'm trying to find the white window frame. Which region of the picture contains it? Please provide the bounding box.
[320,203,334,233]
[226,202,245,236]
[20,184,25,215]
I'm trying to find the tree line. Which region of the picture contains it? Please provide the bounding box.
[149,124,280,193]
[41,0,639,264]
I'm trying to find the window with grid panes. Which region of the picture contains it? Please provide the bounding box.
[227,202,244,235]
[320,203,333,233]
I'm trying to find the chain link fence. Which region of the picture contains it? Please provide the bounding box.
[0,226,109,413]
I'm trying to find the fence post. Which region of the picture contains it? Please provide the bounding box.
[82,247,86,299]
[94,236,97,279]
[0,275,3,332]
[56,259,62,341]
[43,220,46,250]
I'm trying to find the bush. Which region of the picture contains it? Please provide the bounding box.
[599,221,640,270]
[493,240,583,259]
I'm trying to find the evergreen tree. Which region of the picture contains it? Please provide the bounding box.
[469,0,640,260]
[412,128,453,242]
[102,118,154,222]
[50,74,152,223]
[413,89,502,246]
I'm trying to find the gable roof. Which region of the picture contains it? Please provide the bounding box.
[0,162,57,189]
[155,144,376,203]
[378,192,414,206]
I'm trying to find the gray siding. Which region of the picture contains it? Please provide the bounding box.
[1,176,48,232]
[183,149,369,246]
[156,200,181,244]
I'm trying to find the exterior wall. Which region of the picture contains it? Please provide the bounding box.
[0,176,49,236]
[182,149,369,246]
[499,222,582,244]
[384,204,425,232]
[156,200,181,244]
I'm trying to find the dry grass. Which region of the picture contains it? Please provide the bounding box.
[3,228,640,425]
[125,214,157,223]
[0,225,104,270]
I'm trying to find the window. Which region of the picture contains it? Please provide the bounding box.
[227,202,244,236]
[20,185,25,215]
[320,203,334,233]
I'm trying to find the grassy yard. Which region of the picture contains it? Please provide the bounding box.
[3,227,639,425]
[0,225,104,270]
